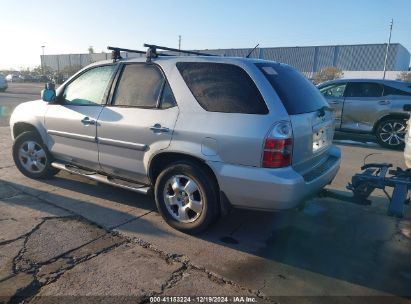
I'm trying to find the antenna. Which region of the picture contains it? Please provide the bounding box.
[246,44,259,58]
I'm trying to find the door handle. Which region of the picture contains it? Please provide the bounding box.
[328,100,339,105]
[81,117,96,125]
[150,124,170,133]
[379,100,390,105]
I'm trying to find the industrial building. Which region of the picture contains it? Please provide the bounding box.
[42,43,410,80]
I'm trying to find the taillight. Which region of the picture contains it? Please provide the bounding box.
[262,121,293,168]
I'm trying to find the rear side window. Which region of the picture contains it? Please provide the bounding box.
[176,62,268,114]
[113,64,164,108]
[383,85,411,96]
[345,82,383,98]
[256,63,328,115]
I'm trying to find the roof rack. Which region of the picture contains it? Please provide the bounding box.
[144,43,217,57]
[107,46,146,61]
[107,44,218,63]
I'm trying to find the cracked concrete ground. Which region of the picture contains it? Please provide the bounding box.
[1,84,411,303]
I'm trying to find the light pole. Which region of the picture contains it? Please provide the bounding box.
[383,19,393,80]
[41,45,45,75]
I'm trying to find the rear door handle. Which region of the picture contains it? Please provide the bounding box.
[328,100,339,105]
[379,100,390,105]
[150,124,170,133]
[81,117,96,125]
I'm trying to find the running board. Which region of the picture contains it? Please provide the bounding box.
[51,162,151,195]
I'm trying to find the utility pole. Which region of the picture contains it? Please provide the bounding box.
[383,18,393,80]
[178,35,181,56]
[41,45,45,75]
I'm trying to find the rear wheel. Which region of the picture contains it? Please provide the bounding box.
[154,161,219,234]
[375,118,407,150]
[12,131,59,179]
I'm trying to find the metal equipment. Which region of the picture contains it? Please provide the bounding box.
[347,163,411,217]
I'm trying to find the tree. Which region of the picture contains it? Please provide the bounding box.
[88,46,94,54]
[314,66,344,84]
[398,71,411,83]
[60,65,82,77]
[32,65,54,76]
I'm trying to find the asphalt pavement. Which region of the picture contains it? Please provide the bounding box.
[0,83,410,303]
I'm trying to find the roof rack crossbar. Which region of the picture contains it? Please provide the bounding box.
[107,46,146,55]
[144,43,217,57]
[107,46,147,61]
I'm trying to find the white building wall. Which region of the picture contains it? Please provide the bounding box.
[341,70,405,80]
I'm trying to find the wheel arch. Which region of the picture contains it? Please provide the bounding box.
[372,113,410,134]
[13,122,41,140]
[148,152,219,188]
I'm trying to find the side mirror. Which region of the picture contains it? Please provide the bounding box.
[41,82,56,102]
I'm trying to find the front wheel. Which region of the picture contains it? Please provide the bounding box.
[375,118,407,150]
[154,161,219,234]
[12,131,59,179]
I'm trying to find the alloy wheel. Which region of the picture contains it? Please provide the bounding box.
[163,174,204,223]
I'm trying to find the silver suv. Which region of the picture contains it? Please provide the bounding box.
[318,79,411,150]
[10,47,341,233]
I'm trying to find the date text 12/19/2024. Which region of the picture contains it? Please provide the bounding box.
[150,296,258,303]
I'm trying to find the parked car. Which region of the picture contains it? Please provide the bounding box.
[5,74,20,82]
[0,75,7,92]
[318,79,411,149]
[9,53,341,233]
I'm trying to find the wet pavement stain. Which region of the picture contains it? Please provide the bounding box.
[220,236,239,245]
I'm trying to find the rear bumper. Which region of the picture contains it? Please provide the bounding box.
[208,145,341,211]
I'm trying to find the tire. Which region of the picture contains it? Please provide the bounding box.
[12,131,59,179]
[154,161,219,234]
[375,118,407,150]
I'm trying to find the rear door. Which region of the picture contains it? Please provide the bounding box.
[257,63,334,174]
[44,64,117,170]
[341,82,384,132]
[319,82,347,129]
[97,63,179,183]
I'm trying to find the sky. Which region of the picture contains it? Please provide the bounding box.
[1,0,411,70]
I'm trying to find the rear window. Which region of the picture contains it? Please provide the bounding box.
[383,85,411,96]
[176,62,268,114]
[256,63,328,115]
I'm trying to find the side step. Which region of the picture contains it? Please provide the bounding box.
[51,162,151,195]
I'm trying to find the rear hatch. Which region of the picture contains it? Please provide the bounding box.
[256,63,334,175]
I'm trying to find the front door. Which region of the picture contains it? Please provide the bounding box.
[44,64,117,170]
[97,63,179,183]
[319,82,347,129]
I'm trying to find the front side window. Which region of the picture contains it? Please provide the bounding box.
[113,64,165,108]
[177,62,268,114]
[63,65,116,105]
[320,83,347,98]
[345,82,383,98]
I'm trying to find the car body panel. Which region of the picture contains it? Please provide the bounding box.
[9,100,49,142]
[44,104,103,170]
[97,106,179,183]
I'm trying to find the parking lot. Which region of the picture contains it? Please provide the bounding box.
[0,83,410,303]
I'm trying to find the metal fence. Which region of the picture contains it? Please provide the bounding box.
[41,43,410,78]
